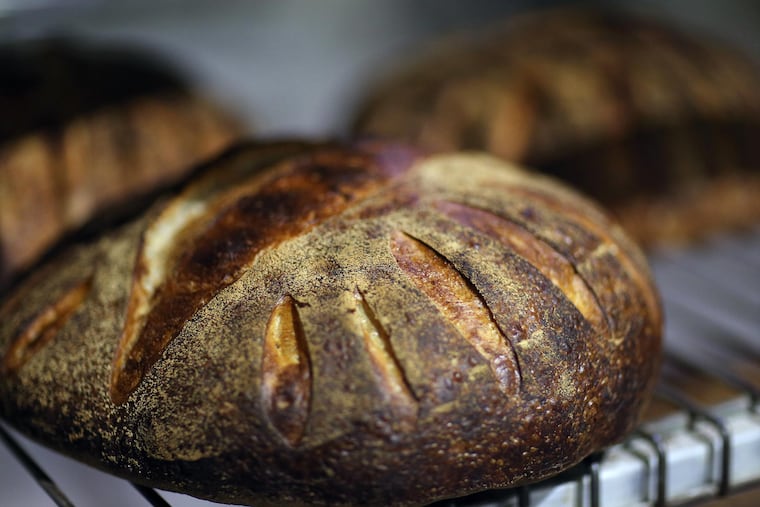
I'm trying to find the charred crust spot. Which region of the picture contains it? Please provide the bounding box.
[435,200,610,338]
[2,276,92,374]
[110,144,413,405]
[350,289,418,429]
[390,230,521,395]
[262,295,312,447]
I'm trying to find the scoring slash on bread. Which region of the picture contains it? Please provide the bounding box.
[0,140,662,506]
[352,8,760,248]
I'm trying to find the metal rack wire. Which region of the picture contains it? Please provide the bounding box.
[2,227,759,507]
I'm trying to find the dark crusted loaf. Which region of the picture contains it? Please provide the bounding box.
[0,37,243,288]
[352,8,760,248]
[0,140,662,506]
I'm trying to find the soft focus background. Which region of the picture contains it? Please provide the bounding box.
[1,1,759,506]
[2,0,759,137]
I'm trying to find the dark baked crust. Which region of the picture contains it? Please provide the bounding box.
[0,140,662,506]
[352,8,760,248]
[0,38,244,289]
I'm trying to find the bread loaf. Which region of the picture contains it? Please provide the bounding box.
[0,38,244,288]
[0,140,662,506]
[352,8,760,248]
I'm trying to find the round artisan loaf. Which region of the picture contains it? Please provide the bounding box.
[0,140,662,506]
[352,8,760,248]
[0,37,244,288]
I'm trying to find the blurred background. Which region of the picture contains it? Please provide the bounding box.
[1,0,759,137]
[1,1,759,506]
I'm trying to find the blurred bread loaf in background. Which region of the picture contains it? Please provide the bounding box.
[352,7,760,248]
[0,37,245,289]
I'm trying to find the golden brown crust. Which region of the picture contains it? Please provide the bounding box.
[0,141,661,506]
[0,38,244,289]
[1,276,92,374]
[261,294,312,447]
[390,230,522,396]
[110,143,404,404]
[352,8,760,248]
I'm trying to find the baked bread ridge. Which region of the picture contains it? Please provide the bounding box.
[351,8,760,248]
[0,140,662,506]
[0,37,244,289]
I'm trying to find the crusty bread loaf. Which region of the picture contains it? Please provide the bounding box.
[352,8,760,248]
[0,140,662,506]
[0,38,244,289]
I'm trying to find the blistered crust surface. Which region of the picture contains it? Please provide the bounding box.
[0,143,661,506]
